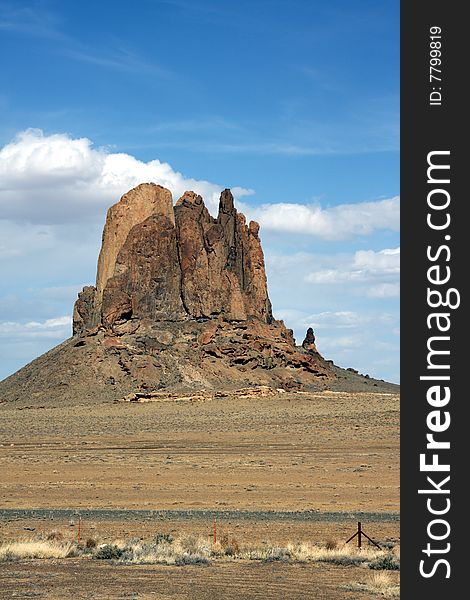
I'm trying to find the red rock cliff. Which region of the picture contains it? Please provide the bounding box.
[73,184,273,334]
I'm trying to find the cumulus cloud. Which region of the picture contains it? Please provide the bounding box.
[0,129,253,223]
[275,308,394,333]
[0,128,400,383]
[0,316,72,340]
[367,282,400,298]
[353,247,400,272]
[306,310,370,329]
[1,129,399,241]
[305,247,400,286]
[241,196,399,240]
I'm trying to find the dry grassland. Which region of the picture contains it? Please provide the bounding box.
[0,389,399,598]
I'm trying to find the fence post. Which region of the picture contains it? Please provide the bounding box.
[345,521,381,550]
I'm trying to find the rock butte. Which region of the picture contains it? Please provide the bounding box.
[73,184,273,333]
[0,184,336,406]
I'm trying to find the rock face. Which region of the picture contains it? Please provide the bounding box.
[174,190,272,322]
[1,184,335,406]
[74,184,273,334]
[96,184,175,313]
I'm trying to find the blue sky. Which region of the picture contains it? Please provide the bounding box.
[0,0,399,382]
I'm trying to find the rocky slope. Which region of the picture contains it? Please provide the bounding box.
[0,184,347,406]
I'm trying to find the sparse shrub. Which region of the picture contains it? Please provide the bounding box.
[46,530,64,541]
[224,538,240,556]
[65,543,82,558]
[219,534,239,557]
[121,535,211,565]
[381,540,396,550]
[369,554,400,571]
[0,550,17,563]
[263,547,291,562]
[94,544,124,560]
[180,535,198,553]
[125,537,142,549]
[328,555,366,566]
[344,571,400,598]
[285,542,314,563]
[175,554,209,566]
[154,533,173,545]
[366,571,400,597]
[210,542,225,557]
[0,532,396,571]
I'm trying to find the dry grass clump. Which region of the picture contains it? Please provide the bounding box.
[224,539,387,566]
[239,546,291,562]
[0,534,399,571]
[344,572,400,598]
[46,530,64,542]
[314,543,385,566]
[94,544,124,560]
[0,540,74,562]
[120,534,211,565]
[369,553,400,570]
[286,541,385,566]
[219,533,240,556]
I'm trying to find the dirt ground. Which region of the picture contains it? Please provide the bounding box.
[0,391,399,512]
[0,559,400,600]
[0,389,399,598]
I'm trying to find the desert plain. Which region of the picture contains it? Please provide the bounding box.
[0,383,399,599]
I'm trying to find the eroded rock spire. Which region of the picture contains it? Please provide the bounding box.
[73,184,273,334]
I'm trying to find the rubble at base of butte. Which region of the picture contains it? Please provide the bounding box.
[0,183,335,406]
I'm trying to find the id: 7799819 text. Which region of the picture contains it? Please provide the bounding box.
[429,26,442,106]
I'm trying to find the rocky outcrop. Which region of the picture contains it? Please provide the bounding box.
[101,212,187,326]
[1,183,336,406]
[174,189,272,322]
[69,184,332,390]
[74,184,273,333]
[73,184,175,333]
[302,327,319,354]
[95,184,174,321]
[72,285,97,337]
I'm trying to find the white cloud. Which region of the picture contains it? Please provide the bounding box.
[305,269,358,284]
[275,308,394,333]
[0,128,400,383]
[353,247,400,273]
[305,247,400,286]
[0,129,253,223]
[307,311,368,329]
[367,283,400,298]
[1,129,399,245]
[241,196,399,240]
[0,316,72,339]
[0,129,104,185]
